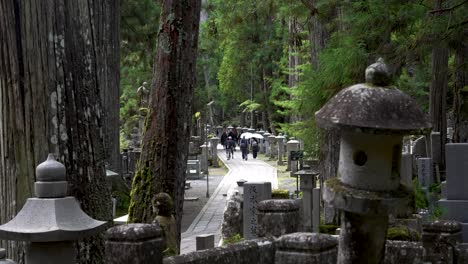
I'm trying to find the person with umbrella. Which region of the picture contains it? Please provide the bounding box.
[240,136,249,160]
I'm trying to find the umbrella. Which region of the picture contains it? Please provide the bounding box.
[250,133,264,139]
[240,132,253,139]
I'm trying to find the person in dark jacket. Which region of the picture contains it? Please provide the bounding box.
[240,136,249,160]
[225,136,235,160]
[251,138,259,159]
[220,128,228,148]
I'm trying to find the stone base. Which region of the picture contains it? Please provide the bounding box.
[438,199,468,222]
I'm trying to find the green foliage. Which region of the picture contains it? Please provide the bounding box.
[413,178,429,209]
[387,226,420,241]
[222,234,243,245]
[271,189,290,199]
[319,224,339,235]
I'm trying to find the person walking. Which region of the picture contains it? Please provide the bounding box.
[251,138,259,159]
[240,136,249,160]
[226,136,235,160]
[220,128,228,149]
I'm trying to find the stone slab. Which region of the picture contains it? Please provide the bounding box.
[417,158,432,188]
[446,143,468,200]
[243,182,272,240]
[196,234,214,251]
[438,199,468,222]
[441,181,447,199]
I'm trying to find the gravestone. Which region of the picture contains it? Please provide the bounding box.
[297,170,319,232]
[286,139,300,171]
[268,135,277,159]
[200,144,209,174]
[438,143,468,242]
[417,158,432,188]
[210,137,220,167]
[431,132,442,167]
[312,188,320,233]
[400,152,413,189]
[413,136,426,158]
[243,182,272,240]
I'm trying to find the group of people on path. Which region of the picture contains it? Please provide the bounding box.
[220,128,259,161]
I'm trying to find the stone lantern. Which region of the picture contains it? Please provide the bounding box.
[286,138,300,172]
[276,134,286,165]
[0,249,15,264]
[267,134,276,159]
[262,132,271,155]
[0,154,107,264]
[315,58,431,263]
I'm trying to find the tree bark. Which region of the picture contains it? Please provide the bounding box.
[452,31,468,142]
[0,0,117,263]
[429,0,449,170]
[128,0,201,253]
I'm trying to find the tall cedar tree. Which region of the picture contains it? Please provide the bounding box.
[128,0,202,252]
[0,0,119,263]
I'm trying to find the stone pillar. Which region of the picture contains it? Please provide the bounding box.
[105,224,164,264]
[286,139,300,171]
[196,234,215,251]
[0,249,16,264]
[0,154,106,264]
[298,170,319,232]
[430,131,442,167]
[312,188,321,233]
[438,143,468,242]
[268,135,276,159]
[422,220,462,263]
[210,137,220,167]
[200,144,209,174]
[275,233,338,264]
[257,200,300,238]
[263,132,271,155]
[400,152,412,189]
[243,182,272,240]
[276,135,285,165]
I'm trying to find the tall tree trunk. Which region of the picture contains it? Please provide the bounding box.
[0,0,118,263]
[452,31,468,142]
[429,0,449,170]
[128,0,202,253]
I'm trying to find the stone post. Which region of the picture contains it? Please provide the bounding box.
[422,220,462,263]
[200,144,209,174]
[196,234,215,251]
[276,135,285,165]
[105,224,164,264]
[257,200,300,237]
[312,188,321,233]
[243,182,272,240]
[286,139,300,171]
[317,59,430,263]
[257,130,266,154]
[263,132,271,155]
[0,154,107,264]
[297,170,319,232]
[275,233,338,264]
[430,131,442,167]
[0,249,15,264]
[210,137,220,167]
[268,135,276,159]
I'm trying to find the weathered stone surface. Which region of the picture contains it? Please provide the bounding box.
[0,248,15,264]
[106,224,164,264]
[445,143,468,200]
[384,240,423,264]
[422,220,463,264]
[163,238,275,264]
[196,234,214,251]
[257,199,299,238]
[412,136,426,158]
[456,243,468,264]
[275,233,338,264]
[222,193,243,239]
[243,182,272,240]
[315,84,431,134]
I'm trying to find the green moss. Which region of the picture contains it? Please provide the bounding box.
[222,234,243,245]
[319,224,339,234]
[387,226,420,241]
[128,166,155,223]
[272,189,290,199]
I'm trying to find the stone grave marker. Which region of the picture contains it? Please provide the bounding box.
[243,182,272,240]
[417,158,432,188]
[438,143,468,242]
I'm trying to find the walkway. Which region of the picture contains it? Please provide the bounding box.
[180,144,277,254]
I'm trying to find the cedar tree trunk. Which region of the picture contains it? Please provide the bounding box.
[128,0,202,253]
[0,1,118,263]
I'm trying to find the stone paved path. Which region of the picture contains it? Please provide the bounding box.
[180,144,277,254]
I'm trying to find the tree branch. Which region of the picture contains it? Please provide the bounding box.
[429,0,468,14]
[300,0,318,15]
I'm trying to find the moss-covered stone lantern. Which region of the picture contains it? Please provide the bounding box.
[315,58,431,263]
[0,154,107,264]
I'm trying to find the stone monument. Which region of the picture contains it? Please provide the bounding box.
[0,154,107,264]
[316,58,431,263]
[243,182,272,240]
